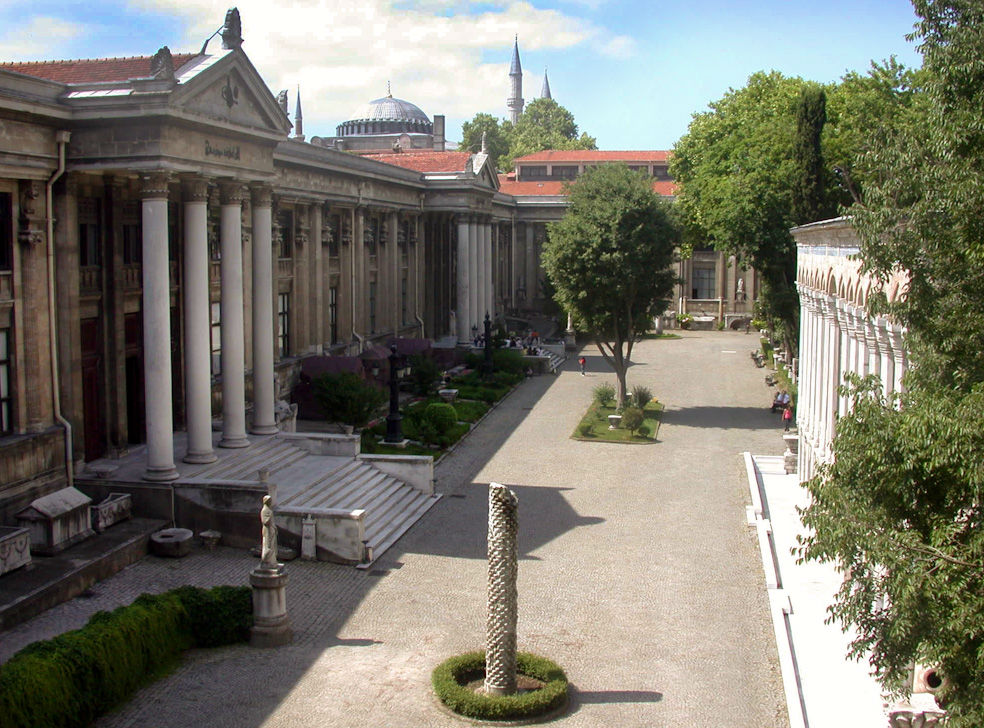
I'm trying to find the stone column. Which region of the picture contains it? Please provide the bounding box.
[311,205,324,350]
[485,482,519,696]
[822,296,840,458]
[875,317,894,401]
[182,177,217,463]
[219,181,249,448]
[140,173,178,481]
[469,217,480,332]
[484,221,494,318]
[887,326,906,395]
[835,301,851,417]
[456,216,471,342]
[251,185,277,435]
[864,318,881,387]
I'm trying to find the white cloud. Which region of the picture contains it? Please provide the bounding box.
[119,0,626,134]
[596,34,636,59]
[0,16,82,60]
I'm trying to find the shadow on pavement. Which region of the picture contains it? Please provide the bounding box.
[659,405,782,431]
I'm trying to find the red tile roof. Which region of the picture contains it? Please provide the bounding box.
[498,175,677,198]
[361,150,472,173]
[513,149,671,164]
[0,54,198,84]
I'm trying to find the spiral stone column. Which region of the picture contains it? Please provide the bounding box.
[485,482,519,696]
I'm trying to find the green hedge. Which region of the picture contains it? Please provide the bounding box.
[432,651,568,721]
[0,585,251,728]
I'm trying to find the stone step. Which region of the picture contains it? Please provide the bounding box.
[360,494,440,567]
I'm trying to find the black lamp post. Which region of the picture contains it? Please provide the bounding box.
[384,343,403,444]
[483,312,493,379]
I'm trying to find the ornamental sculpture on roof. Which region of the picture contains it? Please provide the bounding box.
[222,7,243,50]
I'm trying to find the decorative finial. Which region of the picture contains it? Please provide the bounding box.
[221,7,243,50]
[150,46,174,81]
[387,80,392,98]
[481,130,488,154]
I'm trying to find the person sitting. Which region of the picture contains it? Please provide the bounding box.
[771,391,785,413]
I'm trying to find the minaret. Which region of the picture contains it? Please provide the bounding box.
[294,86,304,141]
[507,35,524,124]
[541,68,551,100]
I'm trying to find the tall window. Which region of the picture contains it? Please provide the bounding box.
[78,197,102,267]
[210,302,222,374]
[692,264,716,300]
[551,166,578,180]
[329,286,338,345]
[326,214,340,258]
[0,326,11,434]
[122,201,141,264]
[401,275,408,325]
[0,192,11,271]
[368,282,377,334]
[277,210,294,259]
[278,293,290,357]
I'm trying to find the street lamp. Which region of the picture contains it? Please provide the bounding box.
[483,312,493,379]
[384,343,404,444]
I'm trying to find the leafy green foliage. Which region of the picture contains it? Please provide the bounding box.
[620,406,644,434]
[630,385,654,409]
[408,354,441,397]
[791,85,830,225]
[798,4,984,724]
[312,371,386,429]
[460,113,510,172]
[423,402,457,434]
[0,586,251,728]
[503,98,596,170]
[592,382,615,406]
[431,651,568,720]
[544,164,678,407]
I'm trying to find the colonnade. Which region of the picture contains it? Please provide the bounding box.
[141,174,276,481]
[796,285,906,481]
[455,215,494,342]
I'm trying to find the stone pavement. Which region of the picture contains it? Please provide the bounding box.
[0,330,789,728]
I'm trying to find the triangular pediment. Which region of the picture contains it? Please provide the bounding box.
[471,153,500,191]
[172,51,290,138]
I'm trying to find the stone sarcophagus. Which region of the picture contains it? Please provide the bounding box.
[0,526,31,575]
[16,487,94,555]
[90,492,133,532]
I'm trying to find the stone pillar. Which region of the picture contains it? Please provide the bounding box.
[875,317,894,401]
[887,325,906,395]
[484,221,494,318]
[219,181,249,448]
[251,185,277,435]
[485,482,519,696]
[469,217,480,332]
[456,216,471,342]
[822,296,840,458]
[140,173,178,481]
[17,179,53,433]
[835,301,851,417]
[182,177,217,463]
[311,205,324,350]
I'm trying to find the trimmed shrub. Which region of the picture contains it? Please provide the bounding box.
[493,348,525,374]
[0,586,251,728]
[636,424,651,438]
[423,402,457,434]
[592,382,615,406]
[432,651,568,721]
[631,385,653,409]
[578,422,593,437]
[621,406,644,434]
[312,372,386,430]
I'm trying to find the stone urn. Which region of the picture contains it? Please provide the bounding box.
[607,414,622,430]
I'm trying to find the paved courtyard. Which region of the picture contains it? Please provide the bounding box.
[1,330,789,727]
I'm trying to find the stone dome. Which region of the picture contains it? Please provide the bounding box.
[337,94,433,137]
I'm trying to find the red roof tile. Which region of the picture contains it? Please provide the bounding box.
[498,176,677,198]
[362,150,472,173]
[0,54,198,84]
[513,150,671,163]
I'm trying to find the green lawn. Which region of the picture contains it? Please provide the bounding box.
[572,400,663,443]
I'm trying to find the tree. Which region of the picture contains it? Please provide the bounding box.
[460,113,510,172]
[542,164,678,408]
[503,98,596,169]
[799,3,984,724]
[791,85,830,225]
[671,72,810,356]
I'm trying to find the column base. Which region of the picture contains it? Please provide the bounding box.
[219,436,250,449]
[143,465,179,482]
[250,425,279,436]
[250,566,292,648]
[183,450,218,464]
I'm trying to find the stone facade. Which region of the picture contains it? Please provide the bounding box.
[793,217,908,481]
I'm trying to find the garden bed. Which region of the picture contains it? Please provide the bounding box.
[572,400,663,443]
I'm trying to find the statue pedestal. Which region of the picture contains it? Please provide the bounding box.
[249,566,292,648]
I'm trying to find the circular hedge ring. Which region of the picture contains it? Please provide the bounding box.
[432,651,569,724]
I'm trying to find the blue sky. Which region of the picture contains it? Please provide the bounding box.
[0,0,923,150]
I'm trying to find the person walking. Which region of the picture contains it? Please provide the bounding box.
[782,404,794,431]
[578,356,586,375]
